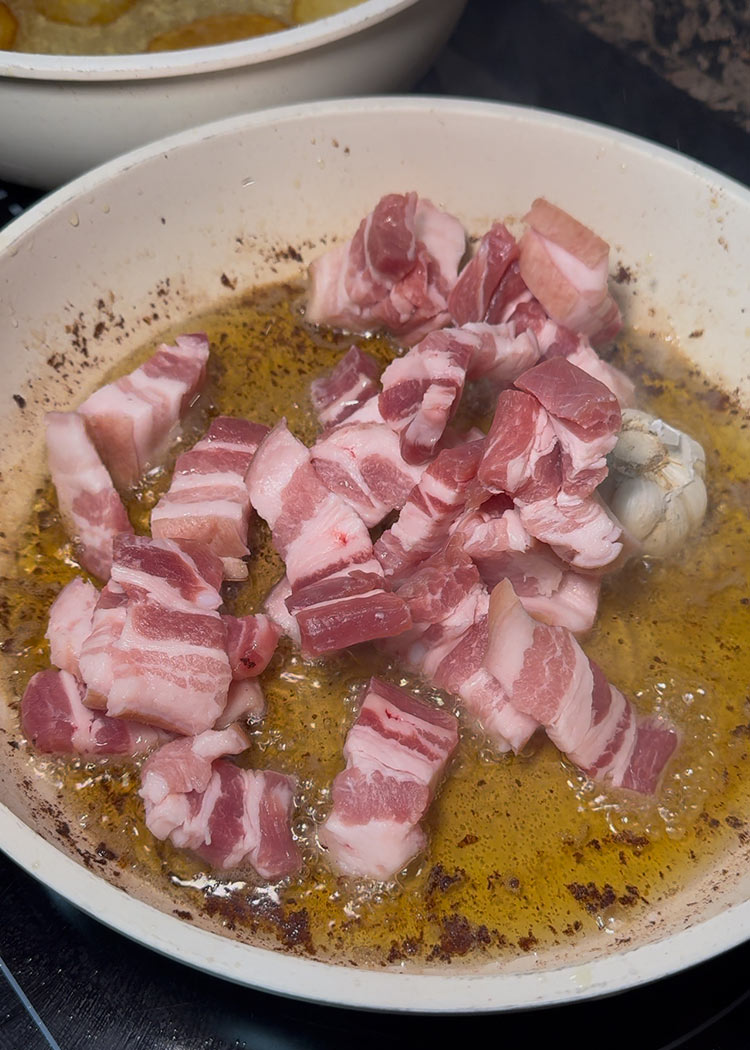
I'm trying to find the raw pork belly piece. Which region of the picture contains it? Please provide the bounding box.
[263,576,301,646]
[394,550,538,754]
[246,420,412,655]
[518,199,622,347]
[379,329,474,464]
[110,533,223,612]
[151,416,269,580]
[215,679,266,728]
[45,412,133,580]
[318,677,458,879]
[311,416,425,528]
[140,727,300,877]
[222,614,280,679]
[485,580,678,793]
[448,223,520,325]
[78,333,210,489]
[375,439,485,584]
[518,493,623,571]
[46,576,100,677]
[79,536,233,735]
[477,389,562,502]
[306,193,466,344]
[515,357,621,499]
[310,346,381,430]
[21,669,166,756]
[96,598,233,735]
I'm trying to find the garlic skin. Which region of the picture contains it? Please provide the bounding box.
[604,409,707,558]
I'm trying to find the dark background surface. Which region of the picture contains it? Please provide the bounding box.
[2,0,750,1046]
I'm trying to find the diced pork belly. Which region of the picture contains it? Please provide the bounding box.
[518,199,622,347]
[78,581,128,706]
[151,416,269,580]
[78,333,209,489]
[110,533,223,612]
[485,261,535,324]
[311,418,425,528]
[92,599,232,735]
[46,576,100,677]
[318,677,458,880]
[564,340,636,409]
[485,580,678,792]
[477,389,562,502]
[222,613,280,679]
[394,550,538,754]
[21,669,166,757]
[306,193,466,345]
[448,223,520,325]
[215,679,266,729]
[519,492,623,571]
[515,357,621,499]
[45,412,133,580]
[247,421,412,655]
[379,329,474,465]
[140,727,300,877]
[310,345,381,430]
[375,440,485,584]
[263,576,301,646]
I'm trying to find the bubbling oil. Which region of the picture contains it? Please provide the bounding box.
[3,284,750,968]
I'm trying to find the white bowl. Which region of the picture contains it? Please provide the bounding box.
[0,0,466,188]
[1,97,749,1012]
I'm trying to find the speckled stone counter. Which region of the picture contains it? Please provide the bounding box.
[2,2,750,1048]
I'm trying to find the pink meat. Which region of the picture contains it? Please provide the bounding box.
[110,533,223,612]
[306,193,465,345]
[46,576,100,677]
[310,346,381,429]
[461,322,541,383]
[263,576,301,645]
[515,357,621,498]
[375,439,485,583]
[151,416,269,580]
[477,389,561,502]
[318,677,458,879]
[45,412,133,580]
[379,329,474,464]
[215,679,266,728]
[485,580,677,792]
[448,223,519,325]
[564,340,636,409]
[247,421,412,655]
[394,550,538,754]
[140,727,300,877]
[311,418,424,528]
[222,614,281,679]
[518,492,623,570]
[518,199,622,347]
[78,333,209,489]
[21,669,166,756]
[78,582,128,706]
[485,260,535,324]
[100,599,232,735]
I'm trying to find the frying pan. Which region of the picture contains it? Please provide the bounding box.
[1,97,749,1011]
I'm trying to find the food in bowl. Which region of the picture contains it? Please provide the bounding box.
[0,0,361,53]
[5,185,750,971]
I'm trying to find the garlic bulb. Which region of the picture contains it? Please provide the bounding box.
[604,409,707,558]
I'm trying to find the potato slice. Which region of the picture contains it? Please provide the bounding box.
[0,2,18,48]
[293,0,359,22]
[147,13,288,52]
[34,0,136,27]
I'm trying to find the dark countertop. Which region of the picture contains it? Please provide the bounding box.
[2,1,750,1047]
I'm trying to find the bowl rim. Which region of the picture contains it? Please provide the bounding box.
[0,0,421,82]
[1,94,749,1012]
